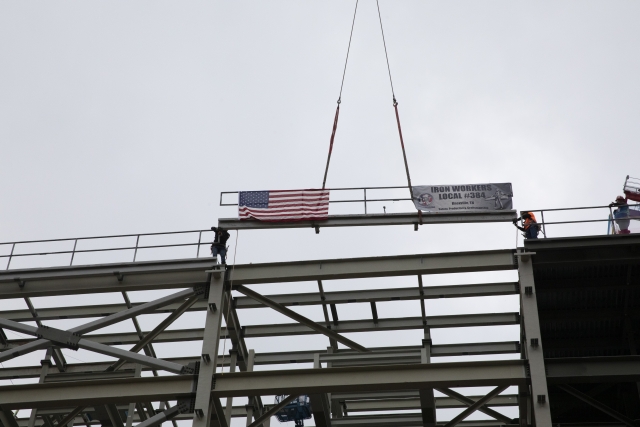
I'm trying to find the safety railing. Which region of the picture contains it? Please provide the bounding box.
[0,229,215,271]
[520,203,640,238]
[220,186,414,214]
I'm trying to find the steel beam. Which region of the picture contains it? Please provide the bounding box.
[0,282,517,322]
[546,356,640,383]
[192,271,226,427]
[246,395,295,427]
[69,287,199,335]
[218,211,516,231]
[229,250,516,285]
[442,385,509,427]
[0,361,526,409]
[435,388,512,424]
[0,251,515,296]
[0,375,195,409]
[517,250,551,427]
[209,360,527,398]
[0,341,519,380]
[330,414,514,427]
[76,338,188,374]
[235,285,368,352]
[4,313,518,351]
[0,259,214,298]
[342,394,518,412]
[309,394,332,427]
[107,295,199,371]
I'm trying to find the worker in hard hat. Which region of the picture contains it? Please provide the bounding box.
[610,196,630,234]
[211,226,231,264]
[512,212,539,239]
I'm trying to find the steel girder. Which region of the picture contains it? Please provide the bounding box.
[0,341,520,380]
[209,360,528,398]
[218,211,517,231]
[0,360,527,409]
[0,281,518,321]
[228,250,516,285]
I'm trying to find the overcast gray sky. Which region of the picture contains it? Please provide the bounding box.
[1,1,639,424]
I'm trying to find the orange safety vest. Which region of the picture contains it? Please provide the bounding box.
[523,212,537,230]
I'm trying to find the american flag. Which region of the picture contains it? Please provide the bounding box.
[238,189,330,221]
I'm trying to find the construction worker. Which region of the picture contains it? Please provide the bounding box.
[512,212,539,239]
[211,226,230,264]
[610,196,630,234]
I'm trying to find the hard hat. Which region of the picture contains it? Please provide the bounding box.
[616,196,626,203]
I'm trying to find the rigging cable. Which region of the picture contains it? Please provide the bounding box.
[376,0,414,199]
[321,0,359,190]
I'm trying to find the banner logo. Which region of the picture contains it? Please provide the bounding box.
[416,193,434,208]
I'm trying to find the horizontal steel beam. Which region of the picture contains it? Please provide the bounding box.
[4,357,633,413]
[0,282,517,322]
[546,356,640,383]
[218,211,517,230]
[4,313,518,350]
[343,394,518,411]
[16,408,520,427]
[0,342,519,380]
[234,281,519,308]
[0,375,195,409]
[0,250,515,295]
[209,360,527,397]
[331,414,515,427]
[230,250,516,285]
[0,258,216,298]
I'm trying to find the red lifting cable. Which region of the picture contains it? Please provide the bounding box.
[376,0,414,198]
[322,1,359,190]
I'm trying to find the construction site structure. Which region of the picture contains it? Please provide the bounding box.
[0,202,639,427]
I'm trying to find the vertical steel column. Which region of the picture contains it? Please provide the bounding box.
[419,328,436,427]
[28,348,53,427]
[518,251,552,427]
[245,350,256,427]
[126,365,142,427]
[224,350,238,426]
[192,270,226,427]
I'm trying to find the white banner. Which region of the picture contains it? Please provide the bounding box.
[412,183,513,212]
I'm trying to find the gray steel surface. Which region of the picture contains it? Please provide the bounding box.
[218,211,517,230]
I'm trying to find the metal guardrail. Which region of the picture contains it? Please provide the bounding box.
[3,202,638,271]
[521,203,640,238]
[0,229,213,270]
[220,186,413,214]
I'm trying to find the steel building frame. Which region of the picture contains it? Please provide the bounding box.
[0,218,638,427]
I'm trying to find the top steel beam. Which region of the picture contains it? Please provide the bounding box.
[229,250,516,285]
[218,211,517,231]
[0,251,515,296]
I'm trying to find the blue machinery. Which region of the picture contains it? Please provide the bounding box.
[275,395,312,426]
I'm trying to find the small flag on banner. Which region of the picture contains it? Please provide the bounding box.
[238,189,330,221]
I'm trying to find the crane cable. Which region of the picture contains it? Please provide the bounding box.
[321,0,359,190]
[376,0,414,199]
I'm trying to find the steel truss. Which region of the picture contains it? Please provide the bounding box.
[1,232,638,427]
